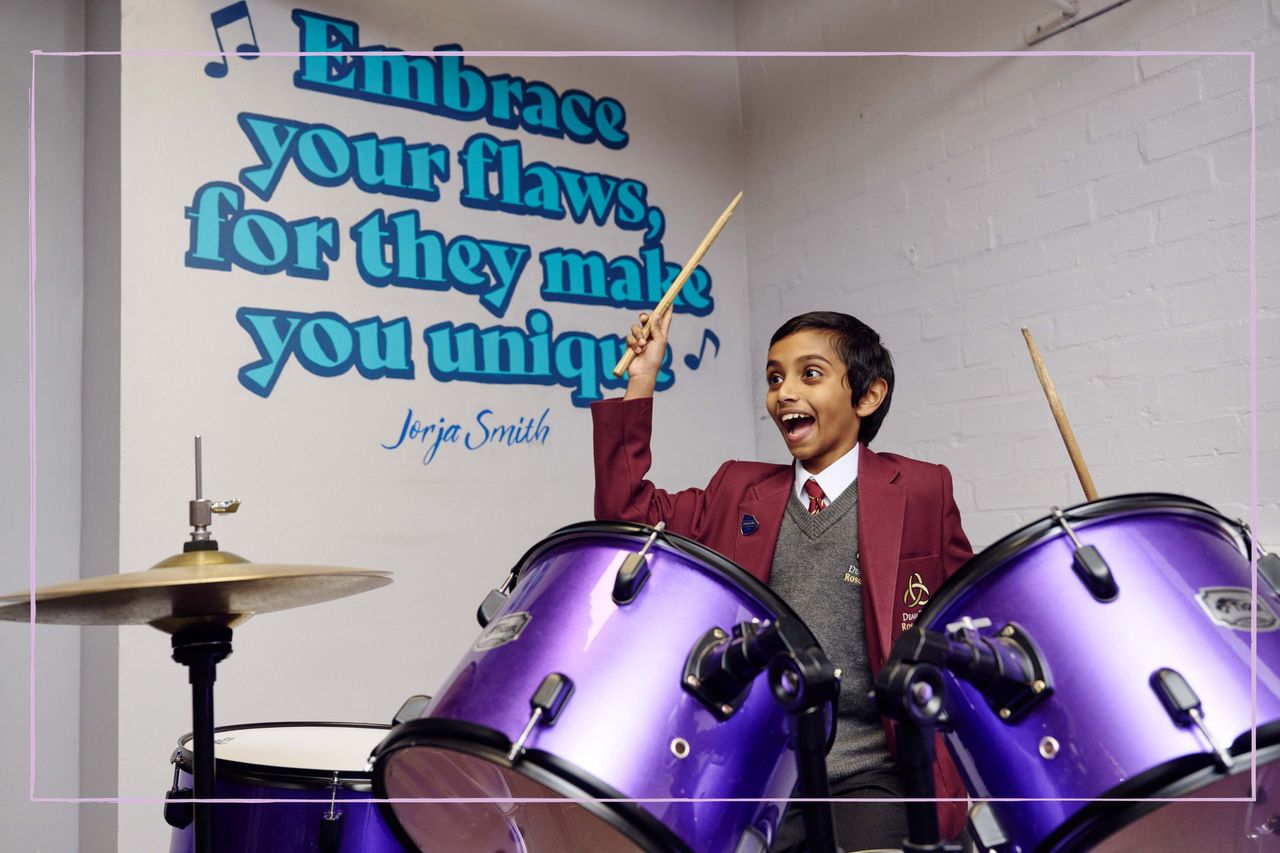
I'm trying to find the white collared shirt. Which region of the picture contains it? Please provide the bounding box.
[792,443,860,507]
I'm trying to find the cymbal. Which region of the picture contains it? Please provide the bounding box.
[0,548,393,633]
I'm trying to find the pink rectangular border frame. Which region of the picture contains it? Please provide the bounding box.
[26,48,1259,812]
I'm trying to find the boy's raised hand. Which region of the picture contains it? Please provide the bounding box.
[622,308,673,400]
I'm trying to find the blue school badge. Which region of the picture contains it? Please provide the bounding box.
[740,514,759,535]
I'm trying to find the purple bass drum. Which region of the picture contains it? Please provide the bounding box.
[167,722,403,852]
[920,494,1280,852]
[371,522,834,853]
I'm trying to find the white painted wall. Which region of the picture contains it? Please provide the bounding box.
[736,0,1277,550]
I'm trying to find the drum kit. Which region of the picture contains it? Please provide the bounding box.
[4,357,1280,850]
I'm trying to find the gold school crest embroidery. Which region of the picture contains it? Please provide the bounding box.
[903,572,930,608]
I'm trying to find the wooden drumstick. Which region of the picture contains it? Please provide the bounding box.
[1022,327,1099,502]
[611,191,743,378]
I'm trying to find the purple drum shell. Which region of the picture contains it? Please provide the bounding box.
[922,494,1278,852]
[375,523,831,853]
[168,722,403,853]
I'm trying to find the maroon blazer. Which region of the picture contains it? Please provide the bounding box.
[592,397,973,840]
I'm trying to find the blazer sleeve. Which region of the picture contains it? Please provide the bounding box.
[591,397,729,541]
[939,463,974,579]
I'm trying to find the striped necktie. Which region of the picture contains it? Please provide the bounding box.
[804,478,827,514]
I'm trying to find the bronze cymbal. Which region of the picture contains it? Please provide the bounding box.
[0,548,393,633]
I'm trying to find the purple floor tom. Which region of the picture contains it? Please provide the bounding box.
[920,494,1280,852]
[372,522,834,853]
[167,722,402,852]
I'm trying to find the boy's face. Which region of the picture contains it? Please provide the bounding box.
[765,329,871,475]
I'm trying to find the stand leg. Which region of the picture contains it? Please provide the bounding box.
[172,626,232,853]
[895,721,941,852]
[792,704,838,853]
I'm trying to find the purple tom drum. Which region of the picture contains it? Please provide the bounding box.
[921,494,1280,852]
[371,522,834,853]
[167,722,403,852]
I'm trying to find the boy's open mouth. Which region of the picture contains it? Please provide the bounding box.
[779,412,815,442]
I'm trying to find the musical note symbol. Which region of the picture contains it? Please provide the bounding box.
[684,330,721,370]
[204,1,260,78]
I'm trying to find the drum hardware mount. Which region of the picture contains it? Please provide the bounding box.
[873,659,961,853]
[507,672,575,762]
[903,618,1053,724]
[682,616,817,721]
[1038,736,1060,760]
[186,436,240,552]
[613,522,666,605]
[1149,666,1234,771]
[679,616,842,853]
[1050,507,1118,601]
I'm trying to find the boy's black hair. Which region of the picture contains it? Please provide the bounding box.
[769,311,894,445]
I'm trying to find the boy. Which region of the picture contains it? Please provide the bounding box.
[592,310,973,851]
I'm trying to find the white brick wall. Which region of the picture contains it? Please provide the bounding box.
[737,0,1276,552]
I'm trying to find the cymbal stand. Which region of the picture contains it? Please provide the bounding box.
[171,624,233,853]
[170,437,240,852]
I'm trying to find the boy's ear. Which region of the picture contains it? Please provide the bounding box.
[855,378,888,417]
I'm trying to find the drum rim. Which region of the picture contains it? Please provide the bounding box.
[1033,721,1280,852]
[515,521,822,650]
[371,716,694,853]
[174,721,389,791]
[922,492,1249,624]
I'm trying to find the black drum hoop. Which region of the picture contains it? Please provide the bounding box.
[371,717,693,853]
[922,493,1250,624]
[174,721,389,791]
[1036,721,1280,852]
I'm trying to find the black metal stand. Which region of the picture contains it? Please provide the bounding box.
[874,660,958,853]
[769,648,841,853]
[171,624,233,853]
[683,620,841,853]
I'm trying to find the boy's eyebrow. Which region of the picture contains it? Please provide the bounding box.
[765,354,835,369]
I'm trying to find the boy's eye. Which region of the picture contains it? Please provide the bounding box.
[803,367,823,379]
[766,374,782,386]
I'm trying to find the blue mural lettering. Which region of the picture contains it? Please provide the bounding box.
[292,10,628,149]
[236,307,414,397]
[423,309,671,407]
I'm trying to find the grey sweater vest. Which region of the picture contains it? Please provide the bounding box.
[767,481,895,782]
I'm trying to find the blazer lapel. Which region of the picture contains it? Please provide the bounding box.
[735,466,794,584]
[858,444,904,662]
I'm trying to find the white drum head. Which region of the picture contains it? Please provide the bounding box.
[181,723,388,775]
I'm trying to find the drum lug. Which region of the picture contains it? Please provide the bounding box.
[612,522,665,605]
[163,749,194,829]
[1051,508,1118,601]
[507,672,574,762]
[392,694,432,725]
[477,571,517,627]
[967,801,1010,852]
[1150,666,1234,771]
[319,771,343,853]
